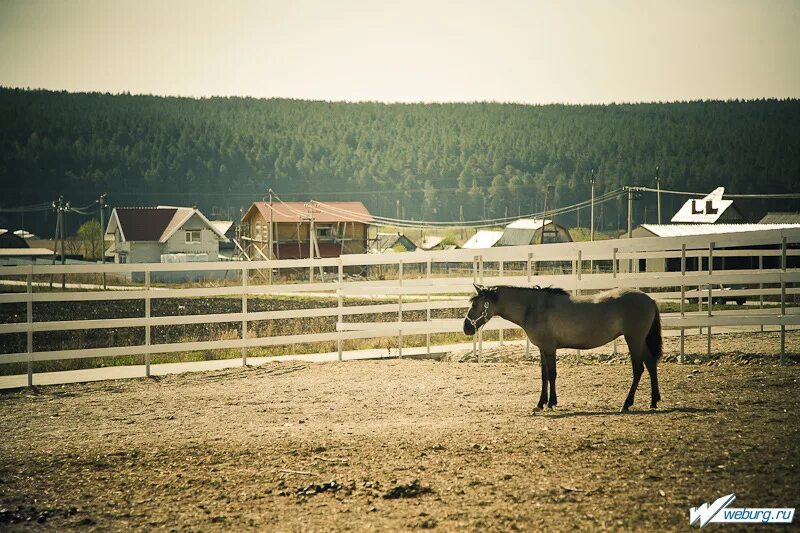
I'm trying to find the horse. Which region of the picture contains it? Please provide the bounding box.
[463,284,662,412]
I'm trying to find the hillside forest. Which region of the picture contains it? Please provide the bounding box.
[1,88,799,237]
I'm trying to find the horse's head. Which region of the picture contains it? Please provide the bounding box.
[463,284,498,336]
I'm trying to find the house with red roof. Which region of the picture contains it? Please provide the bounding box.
[241,201,372,260]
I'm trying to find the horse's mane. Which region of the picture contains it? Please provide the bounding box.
[474,285,569,299]
[531,285,569,296]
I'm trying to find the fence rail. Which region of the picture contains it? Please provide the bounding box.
[2,227,799,385]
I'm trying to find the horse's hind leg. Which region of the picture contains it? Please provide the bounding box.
[545,352,557,408]
[622,335,644,412]
[536,353,548,410]
[643,355,661,409]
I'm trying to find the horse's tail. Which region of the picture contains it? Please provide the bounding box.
[645,304,663,360]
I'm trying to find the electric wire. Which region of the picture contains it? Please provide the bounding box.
[312,189,625,229]
[636,186,800,199]
[314,188,624,228]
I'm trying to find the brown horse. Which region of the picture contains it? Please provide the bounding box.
[463,284,662,412]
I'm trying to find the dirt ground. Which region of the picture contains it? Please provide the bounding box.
[1,335,799,531]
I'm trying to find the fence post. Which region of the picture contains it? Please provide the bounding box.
[576,250,582,363]
[680,243,686,363]
[697,249,703,333]
[241,266,248,366]
[612,247,618,356]
[525,252,532,360]
[398,259,403,359]
[612,247,618,281]
[498,260,504,346]
[338,258,344,361]
[781,236,787,363]
[26,269,33,387]
[145,267,151,377]
[472,256,478,361]
[478,254,483,363]
[759,254,764,333]
[707,242,714,358]
[426,258,431,356]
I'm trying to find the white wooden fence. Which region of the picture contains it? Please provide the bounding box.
[1,227,799,386]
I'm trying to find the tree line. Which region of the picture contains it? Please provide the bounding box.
[1,87,798,237]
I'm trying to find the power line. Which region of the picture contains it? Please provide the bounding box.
[635,186,800,199]
[0,203,51,213]
[312,189,625,229]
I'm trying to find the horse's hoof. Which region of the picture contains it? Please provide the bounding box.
[536,403,545,410]
[620,406,630,413]
[547,404,557,409]
[650,403,658,410]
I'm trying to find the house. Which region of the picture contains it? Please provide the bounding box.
[462,230,504,249]
[0,229,29,248]
[670,187,745,224]
[241,201,372,259]
[624,223,800,272]
[372,232,418,253]
[104,206,229,265]
[0,229,54,265]
[496,218,573,246]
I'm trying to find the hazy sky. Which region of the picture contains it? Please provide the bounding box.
[1,0,798,103]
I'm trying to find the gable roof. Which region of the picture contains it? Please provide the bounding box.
[210,220,234,236]
[497,218,567,246]
[462,230,504,249]
[758,212,800,224]
[419,236,444,250]
[106,207,228,243]
[372,232,417,253]
[243,201,373,224]
[505,218,552,230]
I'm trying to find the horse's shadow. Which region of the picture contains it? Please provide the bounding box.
[534,406,716,419]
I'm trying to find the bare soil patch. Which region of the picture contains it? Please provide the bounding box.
[1,346,798,531]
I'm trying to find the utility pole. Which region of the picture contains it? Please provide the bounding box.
[625,186,636,273]
[655,165,661,225]
[98,193,107,289]
[396,199,401,221]
[627,187,633,239]
[590,169,596,242]
[541,185,553,245]
[98,193,107,262]
[305,202,325,282]
[237,208,243,260]
[268,189,274,260]
[49,198,61,289]
[459,204,464,240]
[60,198,69,289]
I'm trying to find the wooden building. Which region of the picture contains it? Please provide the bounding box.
[495,218,573,246]
[241,201,373,260]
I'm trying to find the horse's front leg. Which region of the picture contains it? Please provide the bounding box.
[545,352,557,408]
[536,353,548,410]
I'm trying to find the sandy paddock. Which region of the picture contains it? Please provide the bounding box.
[1,333,799,531]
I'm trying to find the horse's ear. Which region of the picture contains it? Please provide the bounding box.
[473,283,482,293]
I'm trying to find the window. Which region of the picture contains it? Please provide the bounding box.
[185,230,201,244]
[316,225,335,240]
[255,223,262,242]
[119,253,127,264]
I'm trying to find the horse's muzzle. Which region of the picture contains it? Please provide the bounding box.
[463,319,476,336]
